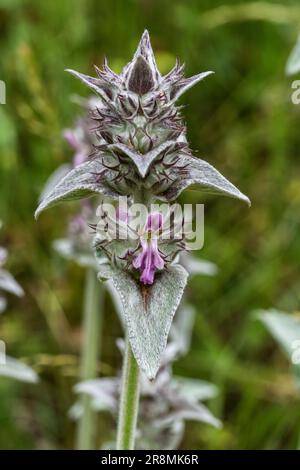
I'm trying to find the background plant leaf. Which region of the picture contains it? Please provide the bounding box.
[257,309,300,388]
[0,269,24,297]
[0,357,38,383]
[286,33,300,76]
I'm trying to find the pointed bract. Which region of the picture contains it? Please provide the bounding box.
[158,154,250,205]
[123,30,160,86]
[66,69,114,101]
[109,140,176,177]
[35,159,120,219]
[127,55,155,95]
[169,71,214,102]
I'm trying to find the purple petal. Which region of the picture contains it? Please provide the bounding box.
[73,151,87,167]
[63,129,80,150]
[150,239,164,270]
[145,212,163,232]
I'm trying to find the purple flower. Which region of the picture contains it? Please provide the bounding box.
[133,213,164,285]
[144,212,163,232]
[63,128,88,167]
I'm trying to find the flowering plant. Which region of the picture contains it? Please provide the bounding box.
[0,224,24,313]
[36,31,249,449]
[0,222,37,384]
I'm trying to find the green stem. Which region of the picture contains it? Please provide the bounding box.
[116,336,140,450]
[76,267,103,450]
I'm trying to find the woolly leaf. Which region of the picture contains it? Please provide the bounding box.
[170,71,214,102]
[258,309,300,388]
[53,238,98,269]
[0,269,24,297]
[156,401,221,429]
[98,264,188,379]
[173,377,219,402]
[35,159,118,218]
[286,34,300,76]
[161,155,250,205]
[0,356,38,383]
[39,164,71,202]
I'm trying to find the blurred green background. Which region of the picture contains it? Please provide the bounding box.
[1,0,300,449]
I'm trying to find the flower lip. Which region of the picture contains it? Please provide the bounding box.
[133,212,165,285]
[133,238,164,285]
[144,212,163,233]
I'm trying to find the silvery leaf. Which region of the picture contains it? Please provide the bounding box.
[180,253,218,277]
[39,164,71,202]
[97,263,116,281]
[109,141,174,178]
[157,342,182,368]
[286,34,300,76]
[173,377,219,402]
[98,264,188,379]
[257,309,300,358]
[0,269,24,297]
[170,71,214,102]
[35,159,117,218]
[161,155,250,205]
[137,420,184,451]
[155,401,221,429]
[53,238,98,270]
[105,280,126,326]
[68,401,83,420]
[0,356,38,383]
[66,69,115,102]
[74,378,118,413]
[258,309,300,388]
[170,305,196,355]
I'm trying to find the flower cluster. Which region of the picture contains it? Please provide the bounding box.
[36,30,249,218]
[36,30,250,379]
[94,205,187,285]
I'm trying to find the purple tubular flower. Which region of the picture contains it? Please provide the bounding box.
[63,129,87,167]
[133,239,164,285]
[144,212,163,232]
[133,213,164,285]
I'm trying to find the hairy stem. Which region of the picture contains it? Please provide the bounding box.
[76,268,103,450]
[116,336,140,450]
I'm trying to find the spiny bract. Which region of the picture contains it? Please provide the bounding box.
[36,30,249,219]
